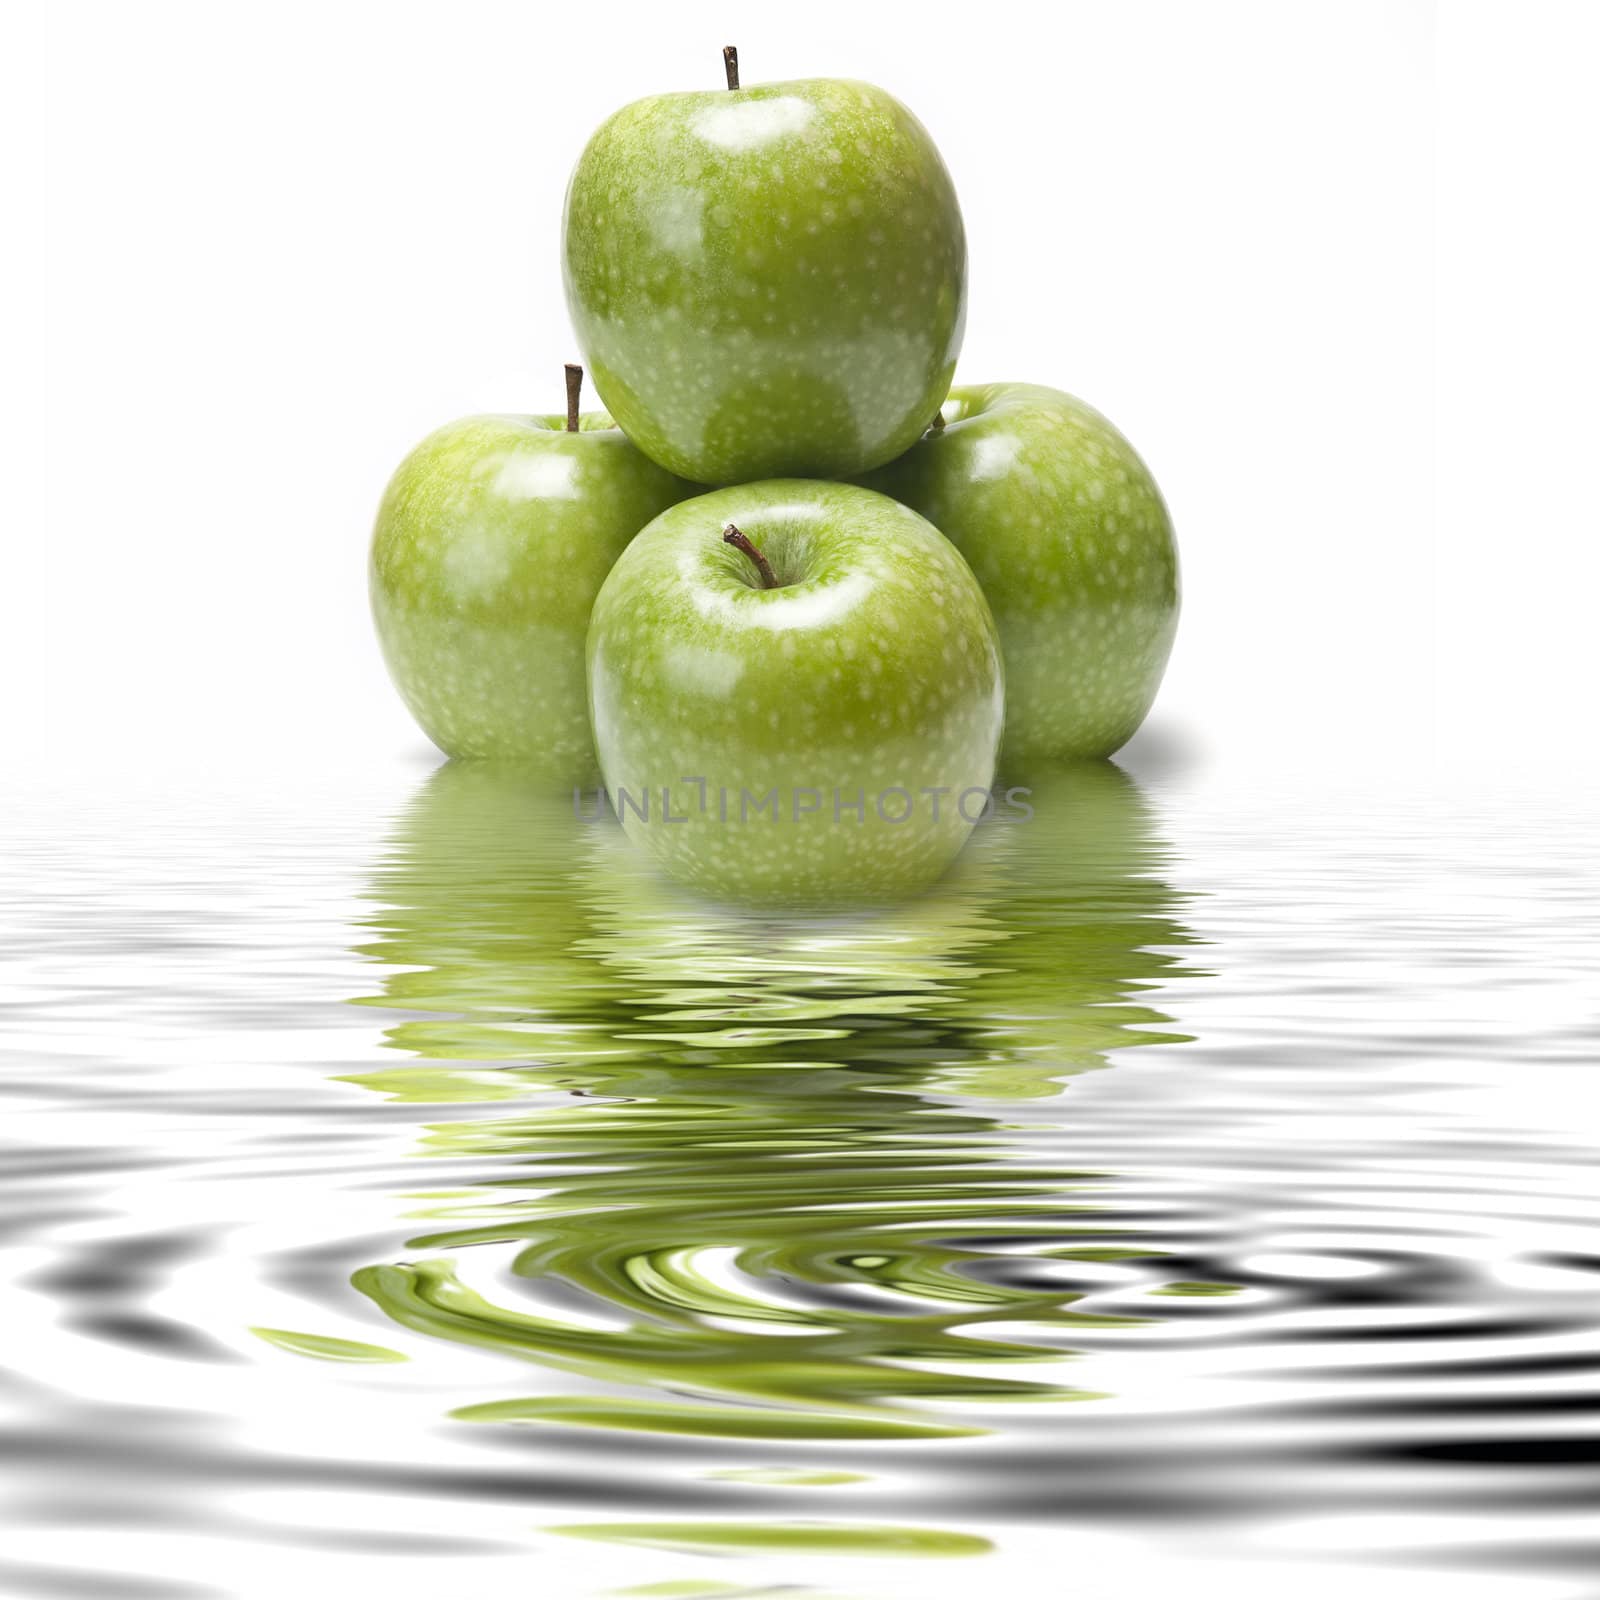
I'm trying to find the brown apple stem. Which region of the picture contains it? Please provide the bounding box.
[723,523,776,588]
[723,45,739,90]
[564,364,583,432]
[929,409,946,433]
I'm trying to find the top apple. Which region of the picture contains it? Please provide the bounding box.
[563,50,966,485]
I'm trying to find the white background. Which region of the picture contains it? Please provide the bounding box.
[7,0,1599,792]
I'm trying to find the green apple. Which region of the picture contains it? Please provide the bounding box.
[562,55,966,484]
[585,481,1003,908]
[861,384,1179,768]
[370,369,697,778]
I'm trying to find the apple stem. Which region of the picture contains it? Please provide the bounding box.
[723,523,777,589]
[723,45,739,91]
[929,409,946,434]
[564,364,582,432]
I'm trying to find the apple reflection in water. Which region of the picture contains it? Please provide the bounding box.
[349,759,1192,1102]
[343,760,1194,1436]
[347,762,617,1101]
[946,761,1197,1100]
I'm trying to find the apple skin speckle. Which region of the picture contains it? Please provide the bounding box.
[861,383,1180,770]
[563,79,966,486]
[586,481,1003,909]
[370,412,699,780]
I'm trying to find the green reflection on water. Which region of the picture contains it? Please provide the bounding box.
[548,1520,994,1557]
[345,760,1197,1446]
[451,1395,979,1441]
[249,1327,408,1363]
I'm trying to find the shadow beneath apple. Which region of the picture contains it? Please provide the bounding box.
[1103,717,1207,786]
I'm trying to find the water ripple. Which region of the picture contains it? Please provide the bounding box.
[1,771,1596,1598]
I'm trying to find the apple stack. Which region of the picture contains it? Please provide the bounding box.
[371,48,1179,909]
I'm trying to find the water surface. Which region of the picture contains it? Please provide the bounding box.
[2,767,1596,1598]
